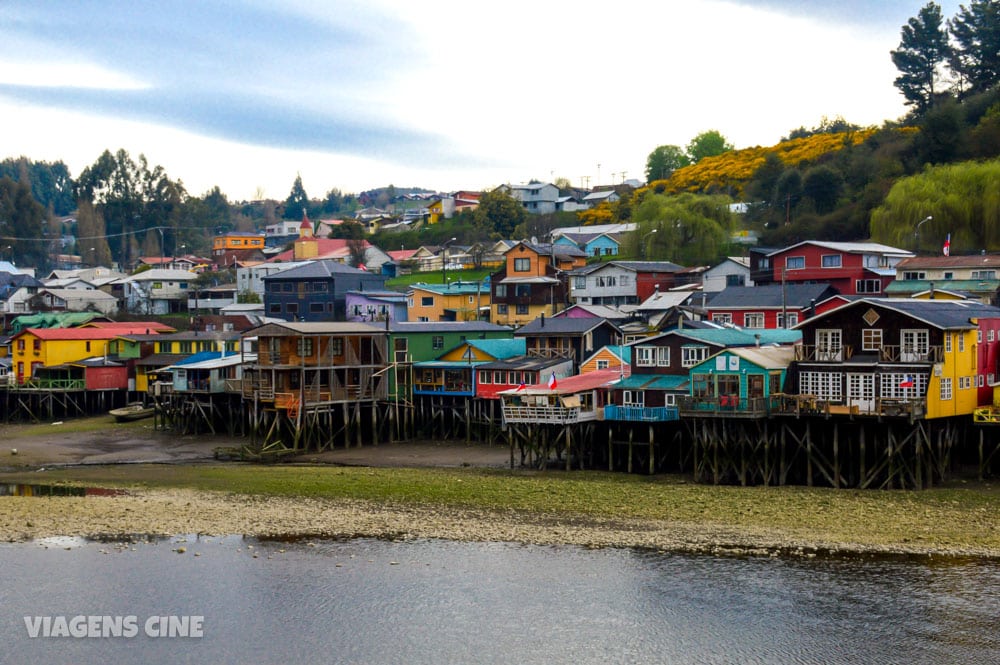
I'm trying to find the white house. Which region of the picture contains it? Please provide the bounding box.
[499,183,560,214]
[115,268,197,315]
[702,257,753,294]
[235,261,310,300]
[28,288,119,315]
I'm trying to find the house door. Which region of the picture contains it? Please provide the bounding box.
[748,375,764,399]
[846,373,875,413]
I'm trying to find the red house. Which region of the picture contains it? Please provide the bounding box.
[765,241,913,296]
[706,284,839,329]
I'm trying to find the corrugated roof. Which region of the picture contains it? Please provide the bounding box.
[515,316,621,335]
[388,321,512,333]
[614,374,689,390]
[896,254,1000,269]
[767,241,912,257]
[884,279,1000,294]
[796,298,1000,331]
[499,368,623,396]
[476,355,567,371]
[465,338,527,359]
[263,259,374,280]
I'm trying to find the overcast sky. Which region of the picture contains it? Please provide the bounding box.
[0,1,961,202]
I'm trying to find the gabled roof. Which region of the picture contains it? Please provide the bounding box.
[268,238,373,262]
[476,355,568,371]
[246,321,385,336]
[631,290,695,311]
[794,297,1000,331]
[515,316,621,336]
[766,241,912,257]
[895,254,1000,269]
[262,259,373,280]
[463,338,527,360]
[33,288,117,302]
[720,346,796,369]
[706,283,837,309]
[122,269,197,282]
[582,344,632,367]
[408,282,488,296]
[614,374,688,391]
[13,327,149,341]
[388,321,513,334]
[552,304,632,320]
[641,327,802,347]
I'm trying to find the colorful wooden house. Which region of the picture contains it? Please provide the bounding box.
[498,368,622,425]
[580,345,631,375]
[412,338,526,397]
[790,298,1000,419]
[679,346,796,417]
[30,357,128,391]
[475,355,574,400]
[407,281,490,322]
[490,241,587,326]
[705,283,839,329]
[9,325,163,384]
[514,315,621,369]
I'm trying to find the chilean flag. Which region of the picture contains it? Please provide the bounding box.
[943,234,950,256]
[516,382,526,391]
[548,372,558,390]
[899,375,914,388]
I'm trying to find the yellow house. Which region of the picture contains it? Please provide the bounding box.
[407,282,490,322]
[427,199,444,225]
[9,328,129,384]
[212,232,265,255]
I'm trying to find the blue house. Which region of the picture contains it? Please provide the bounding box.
[554,232,621,258]
[680,346,795,417]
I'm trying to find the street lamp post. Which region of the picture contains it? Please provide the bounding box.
[913,215,932,254]
[441,237,456,286]
[641,229,658,260]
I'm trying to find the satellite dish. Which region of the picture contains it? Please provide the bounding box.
[530,236,538,244]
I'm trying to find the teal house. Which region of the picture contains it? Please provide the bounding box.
[681,346,795,417]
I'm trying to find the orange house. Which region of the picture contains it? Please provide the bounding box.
[212,232,265,256]
[490,241,587,327]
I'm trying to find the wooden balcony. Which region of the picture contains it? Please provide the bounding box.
[526,347,576,361]
[878,345,943,363]
[603,405,679,422]
[502,404,595,424]
[677,395,774,418]
[795,344,944,363]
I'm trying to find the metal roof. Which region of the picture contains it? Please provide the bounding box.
[614,374,689,390]
[796,297,1000,330]
[706,283,838,309]
[388,321,512,334]
[515,316,621,336]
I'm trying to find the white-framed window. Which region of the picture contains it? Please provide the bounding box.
[596,359,609,370]
[480,373,491,385]
[664,393,677,406]
[862,329,882,352]
[682,346,709,368]
[945,333,952,353]
[496,304,508,314]
[901,329,930,360]
[657,347,670,366]
[573,276,586,289]
[903,271,926,280]
[620,275,630,287]
[636,346,656,367]
[421,296,433,307]
[978,329,983,343]
[799,371,842,401]
[980,374,986,387]
[776,313,799,329]
[972,270,996,279]
[940,377,953,400]
[712,313,732,324]
[959,376,971,389]
[786,256,805,269]
[821,254,842,268]
[816,329,842,361]
[856,279,881,294]
[880,373,927,399]
[513,258,530,272]
[744,313,765,328]
[959,333,965,352]
[990,330,996,343]
[622,390,644,407]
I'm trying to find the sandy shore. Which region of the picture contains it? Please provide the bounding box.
[1,419,998,558]
[3,487,996,559]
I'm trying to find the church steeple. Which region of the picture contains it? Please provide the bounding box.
[299,209,313,238]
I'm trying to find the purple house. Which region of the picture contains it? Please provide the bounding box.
[345,290,408,323]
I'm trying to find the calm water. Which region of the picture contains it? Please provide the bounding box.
[0,535,997,664]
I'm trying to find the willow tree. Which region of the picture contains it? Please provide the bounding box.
[869,159,1000,254]
[629,192,735,266]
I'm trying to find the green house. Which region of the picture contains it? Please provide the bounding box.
[387,321,513,400]
[681,346,795,417]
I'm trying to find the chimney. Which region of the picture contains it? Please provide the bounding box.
[809,298,816,318]
[755,333,761,347]
[929,282,935,299]
[540,312,545,327]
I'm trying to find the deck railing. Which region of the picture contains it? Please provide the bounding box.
[603,405,680,422]
[677,395,774,417]
[12,378,87,391]
[502,405,587,424]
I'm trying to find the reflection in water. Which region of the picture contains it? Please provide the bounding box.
[0,536,997,665]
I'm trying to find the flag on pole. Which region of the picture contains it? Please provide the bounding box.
[547,372,558,390]
[943,234,951,256]
[899,375,914,388]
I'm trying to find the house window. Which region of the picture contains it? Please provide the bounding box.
[903,271,925,280]
[514,258,531,272]
[726,274,745,287]
[623,391,644,407]
[862,329,882,352]
[620,275,630,287]
[958,334,965,352]
[297,338,314,356]
[480,372,490,384]
[972,270,996,279]
[515,284,530,297]
[495,285,507,298]
[16,339,24,351]
[944,272,954,280]
[421,296,434,307]
[596,359,609,370]
[310,303,324,313]
[507,371,518,384]
[636,346,656,367]
[785,256,805,269]
[432,336,444,350]
[497,304,508,314]
[656,347,670,366]
[269,304,281,314]
[776,313,798,329]
[945,333,952,353]
[515,304,529,315]
[493,371,503,384]
[573,276,586,289]
[468,296,474,304]
[959,376,971,389]
[990,330,996,343]
[821,254,842,268]
[312,282,327,292]
[743,313,764,328]
[682,346,709,367]
[331,338,343,356]
[855,280,881,293]
[286,303,298,314]
[816,329,842,360]
[179,341,193,354]
[940,377,953,400]
[799,371,842,401]
[712,313,732,324]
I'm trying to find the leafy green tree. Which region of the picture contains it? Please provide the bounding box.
[630,192,733,265]
[686,130,734,164]
[0,157,75,216]
[745,153,786,204]
[283,174,308,220]
[644,145,690,182]
[949,0,1000,96]
[802,166,843,214]
[870,159,1000,253]
[0,176,48,270]
[915,98,966,163]
[891,2,951,113]
[472,188,525,239]
[329,220,365,239]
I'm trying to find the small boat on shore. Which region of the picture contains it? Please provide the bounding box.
[109,402,155,423]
